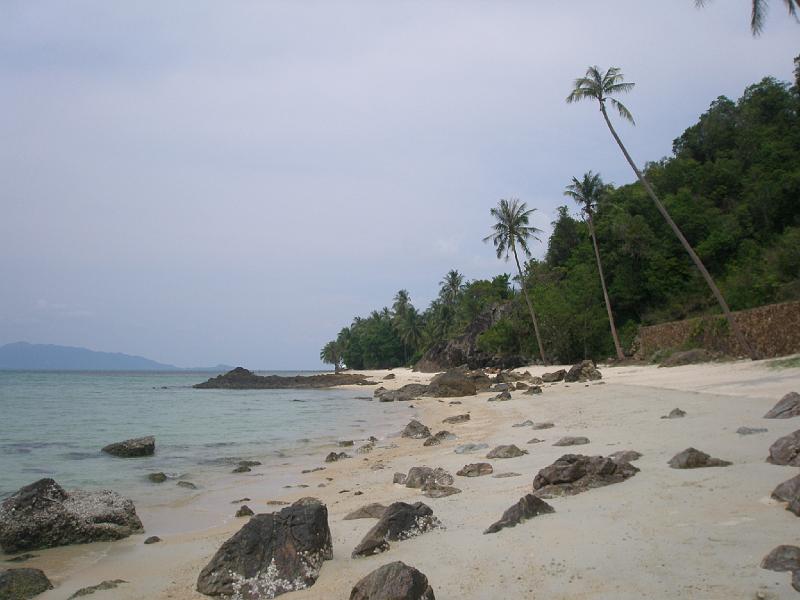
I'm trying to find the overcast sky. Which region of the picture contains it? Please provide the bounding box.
[1,1,797,369]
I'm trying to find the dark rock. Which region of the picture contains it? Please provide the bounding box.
[376,384,429,403]
[194,367,376,389]
[454,443,488,454]
[232,465,251,473]
[393,473,407,485]
[148,472,167,483]
[764,392,800,419]
[427,371,477,398]
[532,454,639,498]
[515,382,529,390]
[101,436,155,458]
[609,450,642,463]
[351,502,440,558]
[553,436,590,447]
[667,448,732,468]
[736,426,768,435]
[492,472,521,478]
[484,494,554,534]
[531,422,554,430]
[564,361,602,383]
[383,373,396,380]
[661,408,686,419]
[339,440,354,447]
[488,391,512,402]
[238,460,262,468]
[349,561,435,600]
[761,545,800,571]
[522,386,543,395]
[489,383,510,392]
[67,579,127,598]
[421,485,461,499]
[235,505,255,518]
[660,348,716,367]
[325,452,350,463]
[773,474,800,502]
[442,414,470,425]
[486,445,527,459]
[0,568,53,599]
[402,467,453,489]
[456,463,493,477]
[768,430,800,465]
[344,504,387,520]
[4,555,37,564]
[422,431,454,447]
[196,498,332,598]
[401,420,431,439]
[144,536,161,544]
[177,481,197,489]
[301,468,325,474]
[527,438,545,444]
[0,479,143,553]
[541,370,566,383]
[357,442,376,454]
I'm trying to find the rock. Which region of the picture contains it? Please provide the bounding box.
[148,472,167,483]
[101,436,155,458]
[352,502,440,558]
[553,436,590,447]
[609,450,642,463]
[349,561,435,600]
[393,473,407,485]
[4,555,37,564]
[772,474,800,502]
[339,440,354,447]
[522,386,543,395]
[492,472,521,478]
[661,408,686,419]
[401,420,431,439]
[541,370,566,383]
[532,454,640,498]
[402,467,454,489]
[196,498,333,598]
[422,431,455,447]
[232,465,251,473]
[421,485,461,499]
[194,367,376,389]
[761,545,800,571]
[512,420,534,428]
[238,460,262,468]
[427,371,477,398]
[325,452,350,463]
[456,463,493,477]
[454,443,489,454]
[357,442,376,454]
[736,426,768,435]
[484,494,555,534]
[667,448,732,468]
[67,579,127,598]
[0,568,53,599]
[376,384,429,402]
[530,422,554,430]
[564,360,602,383]
[301,468,325,474]
[489,383,510,392]
[515,382,529,390]
[235,505,255,518]
[344,503,388,520]
[177,481,197,489]
[486,445,527,459]
[764,392,800,419]
[383,373,396,380]
[768,430,800,465]
[442,414,470,425]
[144,536,161,544]
[0,479,143,553]
[488,391,512,402]
[659,348,716,367]
[527,438,545,444]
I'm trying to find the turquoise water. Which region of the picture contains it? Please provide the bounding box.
[0,371,406,501]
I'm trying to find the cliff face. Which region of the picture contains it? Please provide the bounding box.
[414,303,527,373]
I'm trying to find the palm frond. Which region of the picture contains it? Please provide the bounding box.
[610,98,635,125]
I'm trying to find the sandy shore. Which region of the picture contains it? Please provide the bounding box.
[8,358,800,599]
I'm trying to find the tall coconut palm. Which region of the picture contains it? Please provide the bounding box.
[565,171,625,360]
[567,66,755,359]
[397,306,424,358]
[483,198,548,364]
[392,289,411,362]
[320,340,343,373]
[695,0,798,35]
[439,270,464,306]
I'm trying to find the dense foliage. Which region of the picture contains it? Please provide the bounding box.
[321,66,800,369]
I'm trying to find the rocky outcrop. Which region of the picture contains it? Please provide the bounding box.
[352,502,440,558]
[488,391,511,402]
[426,371,477,398]
[194,367,376,389]
[767,430,800,466]
[486,445,527,459]
[401,420,431,440]
[564,360,602,383]
[0,568,53,599]
[532,454,639,498]
[442,414,470,425]
[772,474,800,516]
[325,452,350,463]
[541,370,566,383]
[101,436,155,458]
[553,436,590,447]
[401,467,454,489]
[196,498,332,598]
[661,408,686,419]
[764,392,800,419]
[422,431,455,447]
[0,479,143,553]
[761,545,800,571]
[235,505,254,518]
[484,494,554,534]
[349,561,435,600]
[67,579,127,599]
[148,472,167,483]
[344,504,387,520]
[456,463,493,477]
[667,448,731,468]
[374,384,429,402]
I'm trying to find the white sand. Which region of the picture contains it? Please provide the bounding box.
[12,358,800,599]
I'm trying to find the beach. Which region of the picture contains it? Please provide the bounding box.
[5,358,800,599]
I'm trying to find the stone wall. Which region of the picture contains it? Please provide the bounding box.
[634,300,800,359]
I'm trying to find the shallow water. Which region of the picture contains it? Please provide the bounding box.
[0,370,406,502]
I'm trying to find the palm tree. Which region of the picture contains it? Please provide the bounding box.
[567,66,755,359]
[695,0,799,35]
[564,172,625,360]
[397,306,424,359]
[392,289,411,362]
[439,270,464,306]
[320,340,343,372]
[483,198,548,364]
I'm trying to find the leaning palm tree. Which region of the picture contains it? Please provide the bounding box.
[565,172,625,360]
[567,66,755,359]
[695,0,799,35]
[320,340,343,373]
[483,198,548,364]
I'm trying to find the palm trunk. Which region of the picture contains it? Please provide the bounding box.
[512,242,548,365]
[587,211,625,360]
[599,103,757,360]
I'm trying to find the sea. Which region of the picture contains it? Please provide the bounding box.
[0,370,410,503]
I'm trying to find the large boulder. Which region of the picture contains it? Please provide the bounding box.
[541,370,566,383]
[767,430,800,466]
[401,420,431,440]
[426,371,477,398]
[532,454,639,498]
[101,436,155,458]
[761,545,800,572]
[0,568,53,599]
[0,479,143,553]
[667,448,731,469]
[196,498,332,598]
[401,467,454,489]
[484,494,555,534]
[375,384,430,403]
[564,360,602,383]
[352,502,440,558]
[764,392,800,419]
[349,561,435,600]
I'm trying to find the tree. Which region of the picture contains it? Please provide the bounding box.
[397,305,424,359]
[439,270,464,306]
[567,66,756,359]
[483,198,548,364]
[564,171,625,360]
[319,340,343,372]
[695,0,799,35]
[392,289,412,362]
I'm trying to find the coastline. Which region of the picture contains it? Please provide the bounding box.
[5,360,800,599]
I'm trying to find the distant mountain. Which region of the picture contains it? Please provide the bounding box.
[0,342,231,372]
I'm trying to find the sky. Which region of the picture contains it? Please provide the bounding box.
[0,1,797,369]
